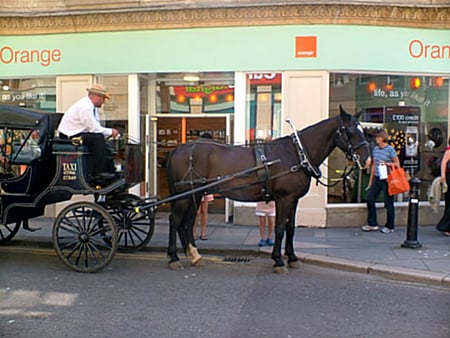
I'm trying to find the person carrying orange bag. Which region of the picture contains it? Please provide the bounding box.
[361,130,400,234]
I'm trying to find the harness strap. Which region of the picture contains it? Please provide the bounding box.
[182,143,205,210]
[290,132,322,179]
[286,119,321,179]
[254,142,272,202]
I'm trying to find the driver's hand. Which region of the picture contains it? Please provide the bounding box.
[111,128,119,138]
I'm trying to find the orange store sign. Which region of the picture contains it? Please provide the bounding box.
[295,36,317,58]
[0,46,62,67]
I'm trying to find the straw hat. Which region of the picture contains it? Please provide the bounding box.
[86,84,111,99]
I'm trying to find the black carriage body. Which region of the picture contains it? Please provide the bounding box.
[1,105,155,272]
[0,105,69,224]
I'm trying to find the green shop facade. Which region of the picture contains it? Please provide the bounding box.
[1,24,449,227]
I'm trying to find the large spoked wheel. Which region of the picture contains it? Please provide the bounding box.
[102,193,155,252]
[52,202,118,273]
[0,221,21,244]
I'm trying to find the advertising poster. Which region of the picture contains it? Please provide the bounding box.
[384,106,421,175]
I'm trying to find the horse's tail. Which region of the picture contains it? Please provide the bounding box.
[166,147,177,197]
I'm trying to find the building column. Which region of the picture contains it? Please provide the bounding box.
[283,71,329,227]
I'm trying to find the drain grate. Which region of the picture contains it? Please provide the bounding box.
[223,256,254,263]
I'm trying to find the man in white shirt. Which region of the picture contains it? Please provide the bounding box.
[58,84,119,180]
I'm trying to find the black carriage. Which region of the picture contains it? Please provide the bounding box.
[0,105,156,272]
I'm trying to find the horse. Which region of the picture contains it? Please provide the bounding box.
[166,105,371,273]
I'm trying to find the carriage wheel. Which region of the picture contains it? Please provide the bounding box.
[102,193,155,252]
[52,202,118,273]
[0,221,21,244]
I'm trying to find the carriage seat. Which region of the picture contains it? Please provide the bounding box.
[52,137,89,154]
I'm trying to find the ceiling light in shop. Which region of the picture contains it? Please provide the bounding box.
[410,77,421,90]
[183,74,200,82]
[433,77,444,88]
[367,81,377,92]
[384,76,394,90]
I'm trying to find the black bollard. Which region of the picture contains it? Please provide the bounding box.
[402,177,422,248]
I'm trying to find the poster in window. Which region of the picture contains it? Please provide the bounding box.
[385,106,420,175]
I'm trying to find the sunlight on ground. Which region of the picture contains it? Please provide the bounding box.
[0,288,77,317]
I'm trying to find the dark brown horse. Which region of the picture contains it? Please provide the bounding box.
[166,106,371,273]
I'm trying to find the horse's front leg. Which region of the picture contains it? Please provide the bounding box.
[271,215,287,273]
[168,213,183,271]
[284,210,300,269]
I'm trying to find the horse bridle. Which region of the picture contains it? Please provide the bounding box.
[334,120,369,170]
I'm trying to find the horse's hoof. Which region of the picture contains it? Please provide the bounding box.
[168,261,184,271]
[191,257,205,267]
[273,266,289,274]
[288,261,300,269]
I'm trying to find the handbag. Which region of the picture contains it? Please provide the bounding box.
[387,167,410,196]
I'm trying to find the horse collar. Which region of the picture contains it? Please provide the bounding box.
[290,132,321,179]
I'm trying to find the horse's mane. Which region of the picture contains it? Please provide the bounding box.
[191,115,341,149]
[301,115,340,134]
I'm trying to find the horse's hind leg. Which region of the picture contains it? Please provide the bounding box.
[183,198,204,267]
[168,203,185,271]
[170,197,204,268]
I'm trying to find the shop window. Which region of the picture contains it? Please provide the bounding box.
[97,75,128,132]
[328,73,449,203]
[245,73,282,144]
[0,78,56,111]
[156,82,234,115]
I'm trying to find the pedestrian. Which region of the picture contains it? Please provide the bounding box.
[255,200,275,246]
[436,136,450,236]
[361,129,400,234]
[57,84,119,181]
[193,194,214,240]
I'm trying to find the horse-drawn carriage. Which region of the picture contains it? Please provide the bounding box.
[0,105,156,272]
[1,104,371,274]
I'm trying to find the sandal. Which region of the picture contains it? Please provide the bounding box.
[200,234,208,241]
[444,232,450,237]
[193,234,198,240]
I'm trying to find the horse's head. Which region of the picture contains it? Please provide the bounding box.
[334,105,371,169]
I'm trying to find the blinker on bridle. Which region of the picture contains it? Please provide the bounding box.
[335,121,369,170]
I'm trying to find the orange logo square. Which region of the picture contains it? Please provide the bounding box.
[295,36,317,58]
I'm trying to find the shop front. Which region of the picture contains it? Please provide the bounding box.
[1,23,449,226]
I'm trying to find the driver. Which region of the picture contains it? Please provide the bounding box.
[57,84,119,180]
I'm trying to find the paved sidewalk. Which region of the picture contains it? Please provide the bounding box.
[10,213,450,289]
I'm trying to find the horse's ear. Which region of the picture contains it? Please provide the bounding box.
[339,104,351,121]
[355,109,363,120]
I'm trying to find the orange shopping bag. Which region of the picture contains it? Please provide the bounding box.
[387,167,410,196]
